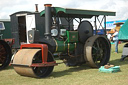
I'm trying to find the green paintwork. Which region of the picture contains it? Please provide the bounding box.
[40,7,115,18]
[66,31,78,43]
[55,40,65,52]
[55,39,76,52]
[0,20,12,39]
[119,19,128,40]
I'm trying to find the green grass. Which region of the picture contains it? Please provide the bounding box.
[0,43,128,85]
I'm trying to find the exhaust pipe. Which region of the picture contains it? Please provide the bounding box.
[44,4,52,39]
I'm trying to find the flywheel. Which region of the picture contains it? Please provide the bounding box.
[78,20,93,44]
[84,35,110,68]
[13,49,54,78]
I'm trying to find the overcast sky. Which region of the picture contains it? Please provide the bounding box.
[0,0,128,21]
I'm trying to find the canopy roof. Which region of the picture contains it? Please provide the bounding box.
[119,19,128,40]
[40,7,116,18]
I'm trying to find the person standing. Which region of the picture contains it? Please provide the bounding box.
[111,29,119,53]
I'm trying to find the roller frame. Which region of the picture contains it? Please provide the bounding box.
[12,44,57,67]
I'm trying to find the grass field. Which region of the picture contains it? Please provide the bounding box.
[0,43,128,85]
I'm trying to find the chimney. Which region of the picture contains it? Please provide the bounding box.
[44,4,52,39]
[35,4,39,12]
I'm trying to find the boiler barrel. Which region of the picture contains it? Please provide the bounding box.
[54,39,76,52]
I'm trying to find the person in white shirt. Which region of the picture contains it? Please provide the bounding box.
[107,31,111,40]
[111,29,119,53]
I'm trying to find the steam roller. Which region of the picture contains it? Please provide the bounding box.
[11,4,115,78]
[0,40,12,70]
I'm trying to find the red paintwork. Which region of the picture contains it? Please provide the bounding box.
[30,61,57,67]
[20,44,57,67]
[20,44,48,63]
[4,38,14,47]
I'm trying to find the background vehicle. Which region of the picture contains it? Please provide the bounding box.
[0,19,12,70]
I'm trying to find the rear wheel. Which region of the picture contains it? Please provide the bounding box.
[0,40,12,70]
[84,35,110,68]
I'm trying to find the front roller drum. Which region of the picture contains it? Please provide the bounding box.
[13,49,54,78]
[84,35,110,68]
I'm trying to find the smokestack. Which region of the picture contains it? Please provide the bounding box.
[44,4,52,39]
[35,4,39,12]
